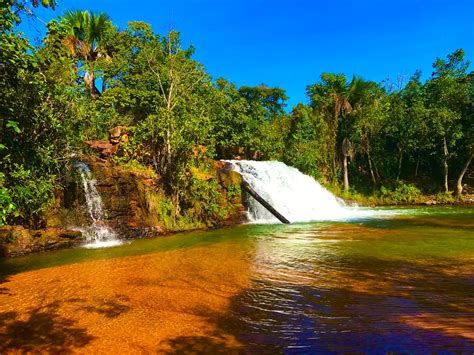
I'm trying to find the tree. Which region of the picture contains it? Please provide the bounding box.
[307,73,352,183]
[59,10,114,98]
[284,104,329,178]
[455,71,474,195]
[384,71,432,181]
[1,0,56,32]
[307,74,383,191]
[426,49,469,192]
[0,2,82,226]
[210,78,253,157]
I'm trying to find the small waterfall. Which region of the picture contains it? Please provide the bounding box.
[227,160,371,223]
[75,162,121,248]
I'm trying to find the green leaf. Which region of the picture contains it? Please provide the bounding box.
[6,120,21,133]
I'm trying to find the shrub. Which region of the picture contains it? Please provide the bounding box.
[379,181,421,204]
[435,192,455,204]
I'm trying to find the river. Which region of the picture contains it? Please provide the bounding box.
[0,206,473,353]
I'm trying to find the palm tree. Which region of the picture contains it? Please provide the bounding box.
[307,74,376,191]
[307,74,366,191]
[59,10,112,98]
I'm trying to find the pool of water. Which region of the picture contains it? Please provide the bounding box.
[0,206,473,352]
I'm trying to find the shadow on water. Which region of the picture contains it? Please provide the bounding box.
[161,335,242,354]
[0,295,132,352]
[75,296,131,319]
[218,284,474,353]
[0,282,10,296]
[0,302,95,353]
[159,254,474,353]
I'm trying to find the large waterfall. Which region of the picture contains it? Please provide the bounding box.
[227,160,371,223]
[75,162,121,248]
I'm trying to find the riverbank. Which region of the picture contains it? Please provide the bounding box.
[327,183,474,207]
[337,194,474,209]
[343,193,474,208]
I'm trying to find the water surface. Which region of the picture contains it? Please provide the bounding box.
[0,207,473,353]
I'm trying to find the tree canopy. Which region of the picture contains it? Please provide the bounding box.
[0,5,473,227]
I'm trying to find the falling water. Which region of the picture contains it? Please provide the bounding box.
[227,160,373,223]
[75,162,121,248]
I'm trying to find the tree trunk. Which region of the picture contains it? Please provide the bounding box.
[102,77,107,93]
[443,137,449,193]
[397,148,403,180]
[415,154,420,177]
[84,71,101,99]
[343,155,349,192]
[165,129,172,171]
[367,144,376,188]
[456,154,473,195]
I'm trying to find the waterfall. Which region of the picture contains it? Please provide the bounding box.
[75,162,121,248]
[227,160,371,223]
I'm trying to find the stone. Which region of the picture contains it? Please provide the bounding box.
[86,140,119,157]
[0,226,83,257]
[108,126,128,144]
[0,226,33,257]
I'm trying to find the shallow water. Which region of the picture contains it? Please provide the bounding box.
[0,207,473,353]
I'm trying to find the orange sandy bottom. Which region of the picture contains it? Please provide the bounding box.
[0,243,252,353]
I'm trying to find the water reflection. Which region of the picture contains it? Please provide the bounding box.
[0,207,473,352]
[228,213,474,352]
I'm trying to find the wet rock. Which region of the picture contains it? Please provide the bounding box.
[41,155,246,254]
[0,226,83,257]
[73,158,166,240]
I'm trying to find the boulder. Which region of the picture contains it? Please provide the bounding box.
[108,126,128,144]
[86,140,119,157]
[0,226,83,258]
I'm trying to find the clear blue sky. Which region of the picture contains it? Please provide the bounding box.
[20,0,474,109]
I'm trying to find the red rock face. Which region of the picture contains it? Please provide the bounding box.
[85,126,129,158]
[85,140,119,158]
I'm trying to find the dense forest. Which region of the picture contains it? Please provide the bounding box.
[1,0,473,228]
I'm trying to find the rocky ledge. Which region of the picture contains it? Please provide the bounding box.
[0,226,83,257]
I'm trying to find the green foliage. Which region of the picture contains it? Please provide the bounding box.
[186,176,226,226]
[1,1,473,232]
[227,184,242,204]
[379,182,422,204]
[0,173,16,226]
[8,165,55,225]
[1,0,56,31]
[435,192,456,204]
[284,104,328,179]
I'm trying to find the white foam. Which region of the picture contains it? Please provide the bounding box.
[75,162,120,247]
[226,160,377,223]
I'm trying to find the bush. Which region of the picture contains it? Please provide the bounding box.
[8,165,55,226]
[186,176,226,226]
[379,181,421,204]
[0,178,16,226]
[435,192,455,204]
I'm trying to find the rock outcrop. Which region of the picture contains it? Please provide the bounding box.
[85,126,129,158]
[2,154,246,257]
[47,156,246,240]
[0,226,83,257]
